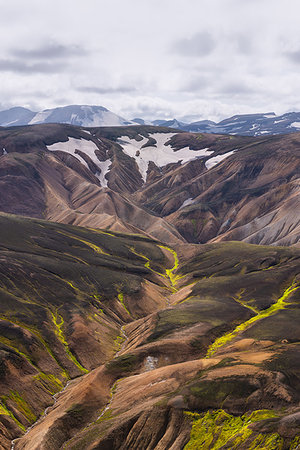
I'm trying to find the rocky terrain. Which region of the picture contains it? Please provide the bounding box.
[0,122,299,449]
[0,123,299,247]
[0,214,299,449]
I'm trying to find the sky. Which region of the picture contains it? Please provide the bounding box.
[0,0,300,122]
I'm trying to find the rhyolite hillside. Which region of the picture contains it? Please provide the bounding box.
[0,214,298,449]
[0,123,299,247]
[0,122,299,449]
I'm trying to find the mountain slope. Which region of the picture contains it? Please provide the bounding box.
[0,105,137,128]
[0,213,172,448]
[0,214,299,449]
[0,123,299,247]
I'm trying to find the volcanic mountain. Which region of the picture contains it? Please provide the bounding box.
[0,122,299,449]
[0,123,299,246]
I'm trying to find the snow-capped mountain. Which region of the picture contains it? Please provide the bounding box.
[0,107,36,127]
[0,105,137,128]
[1,105,300,135]
[151,118,186,129]
[154,112,300,136]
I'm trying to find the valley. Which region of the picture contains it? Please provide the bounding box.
[0,122,299,449]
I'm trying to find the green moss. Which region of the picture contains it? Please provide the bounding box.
[113,334,125,353]
[206,282,299,358]
[105,353,138,375]
[290,436,300,449]
[51,310,88,373]
[34,373,64,394]
[0,399,26,431]
[9,391,36,423]
[184,409,282,450]
[158,245,180,289]
[0,404,9,416]
[117,293,131,316]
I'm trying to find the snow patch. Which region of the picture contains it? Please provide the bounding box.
[2,119,19,126]
[2,148,7,155]
[118,133,213,182]
[47,137,111,186]
[179,198,194,210]
[290,122,300,129]
[97,159,111,187]
[29,110,52,124]
[205,150,236,169]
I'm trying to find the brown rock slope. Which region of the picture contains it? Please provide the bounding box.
[0,123,299,246]
[0,213,173,449]
[0,125,184,244]
[133,132,300,246]
[1,215,299,449]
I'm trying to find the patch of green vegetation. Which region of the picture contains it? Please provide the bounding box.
[66,403,87,419]
[8,391,36,423]
[0,399,26,431]
[95,407,114,424]
[113,334,125,353]
[186,376,257,410]
[34,373,64,395]
[206,282,299,358]
[184,409,282,450]
[290,436,300,449]
[0,404,9,416]
[51,310,88,373]
[117,293,131,316]
[105,353,138,375]
[158,245,180,289]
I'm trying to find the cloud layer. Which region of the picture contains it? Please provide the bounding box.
[0,0,300,121]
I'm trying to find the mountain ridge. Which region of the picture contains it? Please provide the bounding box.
[1,105,300,135]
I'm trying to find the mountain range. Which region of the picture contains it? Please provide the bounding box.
[0,120,299,449]
[0,105,136,128]
[1,105,300,136]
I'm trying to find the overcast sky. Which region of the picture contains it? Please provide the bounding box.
[0,0,300,121]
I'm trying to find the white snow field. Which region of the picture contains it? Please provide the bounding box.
[205,150,236,169]
[47,137,111,187]
[118,133,213,181]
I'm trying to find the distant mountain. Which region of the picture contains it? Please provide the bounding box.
[2,105,300,136]
[0,106,35,126]
[153,112,300,136]
[151,118,186,129]
[0,105,138,128]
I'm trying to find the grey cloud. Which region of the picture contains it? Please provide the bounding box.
[235,34,253,54]
[180,75,209,92]
[0,59,66,74]
[171,32,216,57]
[285,50,300,64]
[219,82,255,95]
[77,85,137,94]
[12,43,85,60]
